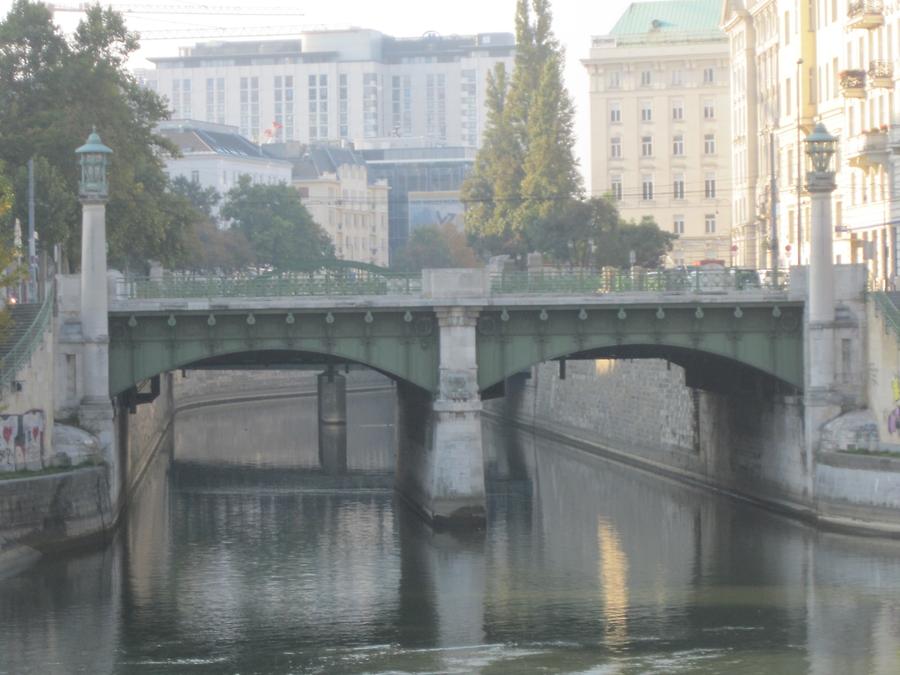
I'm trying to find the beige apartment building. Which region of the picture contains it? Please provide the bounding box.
[723,0,899,287]
[265,143,390,267]
[584,0,733,266]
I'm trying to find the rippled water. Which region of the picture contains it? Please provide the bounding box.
[2,390,900,674]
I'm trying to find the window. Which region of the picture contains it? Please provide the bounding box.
[672,99,684,120]
[673,174,685,200]
[642,175,654,200]
[704,173,717,199]
[640,100,652,121]
[640,70,652,87]
[672,134,684,156]
[610,174,622,201]
[704,134,716,154]
[703,67,715,84]
[339,74,349,139]
[610,136,622,158]
[705,214,717,233]
[641,135,653,157]
[703,100,715,119]
[609,71,621,89]
[671,69,684,86]
[191,170,199,183]
[609,101,621,123]
[673,215,685,234]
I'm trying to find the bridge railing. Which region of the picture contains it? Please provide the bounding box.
[117,271,422,299]
[0,283,55,390]
[489,267,789,295]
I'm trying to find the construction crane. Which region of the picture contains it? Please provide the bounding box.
[47,3,304,16]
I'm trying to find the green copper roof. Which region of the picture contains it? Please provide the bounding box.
[610,0,723,36]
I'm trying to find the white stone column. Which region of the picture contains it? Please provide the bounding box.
[317,370,347,474]
[80,202,110,403]
[807,175,836,391]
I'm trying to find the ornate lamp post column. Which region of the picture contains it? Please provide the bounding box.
[75,128,113,403]
[75,129,120,509]
[804,123,837,392]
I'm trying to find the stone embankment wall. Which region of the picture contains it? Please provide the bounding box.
[489,359,810,517]
[0,325,54,473]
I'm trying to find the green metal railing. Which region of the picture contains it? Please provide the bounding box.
[872,292,900,339]
[0,285,55,390]
[490,268,789,295]
[119,270,422,299]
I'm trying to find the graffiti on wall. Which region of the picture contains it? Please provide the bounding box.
[888,378,900,435]
[0,409,46,472]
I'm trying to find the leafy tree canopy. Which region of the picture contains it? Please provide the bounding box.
[0,1,187,271]
[220,176,334,271]
[393,223,481,274]
[170,176,221,222]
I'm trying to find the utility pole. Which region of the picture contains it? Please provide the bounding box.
[796,58,803,267]
[770,131,779,286]
[27,158,36,302]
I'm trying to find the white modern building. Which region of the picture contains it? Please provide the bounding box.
[265,142,390,267]
[156,119,293,214]
[147,29,515,149]
[583,0,733,266]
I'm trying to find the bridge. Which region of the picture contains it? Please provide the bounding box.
[49,128,859,529]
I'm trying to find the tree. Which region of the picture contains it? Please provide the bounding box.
[181,218,254,274]
[393,223,481,274]
[170,176,221,221]
[0,1,187,271]
[221,177,333,271]
[461,0,581,258]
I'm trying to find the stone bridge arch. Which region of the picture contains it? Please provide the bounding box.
[476,303,804,394]
[108,308,440,397]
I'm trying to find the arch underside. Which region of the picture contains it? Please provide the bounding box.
[108,310,439,396]
[476,305,804,394]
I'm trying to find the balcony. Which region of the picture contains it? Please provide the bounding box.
[868,60,894,88]
[848,129,889,169]
[847,0,884,29]
[840,69,867,98]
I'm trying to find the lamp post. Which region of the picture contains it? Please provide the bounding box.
[74,128,113,401]
[804,122,837,392]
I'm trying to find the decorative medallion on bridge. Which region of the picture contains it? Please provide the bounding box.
[500,309,510,322]
[578,308,588,321]
[246,313,256,326]
[772,306,782,318]
[167,314,176,327]
[364,311,374,324]
[694,307,704,320]
[539,309,549,321]
[403,311,413,323]
[656,307,665,320]
[325,312,335,324]
[207,314,216,327]
[127,315,137,328]
[617,308,627,320]
[285,312,295,325]
[733,307,743,319]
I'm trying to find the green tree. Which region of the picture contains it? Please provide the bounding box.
[170,176,221,221]
[0,1,187,271]
[393,223,480,274]
[181,218,255,274]
[461,0,581,257]
[221,177,333,271]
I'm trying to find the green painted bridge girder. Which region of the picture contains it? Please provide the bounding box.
[475,303,805,391]
[109,301,805,397]
[109,309,440,396]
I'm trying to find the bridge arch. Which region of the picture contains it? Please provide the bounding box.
[108,309,440,397]
[476,304,804,394]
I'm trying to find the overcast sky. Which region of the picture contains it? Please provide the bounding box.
[0,0,637,185]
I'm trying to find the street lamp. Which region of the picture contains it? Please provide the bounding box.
[74,127,113,202]
[805,122,837,177]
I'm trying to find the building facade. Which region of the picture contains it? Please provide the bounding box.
[265,142,390,267]
[146,30,514,150]
[584,0,733,266]
[156,120,293,220]
[722,0,899,288]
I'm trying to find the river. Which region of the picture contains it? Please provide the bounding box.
[1,388,900,674]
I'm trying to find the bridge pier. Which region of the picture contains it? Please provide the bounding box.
[317,369,347,474]
[396,305,486,528]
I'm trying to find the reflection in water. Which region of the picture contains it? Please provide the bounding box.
[1,391,900,673]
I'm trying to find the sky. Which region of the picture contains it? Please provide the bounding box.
[0,0,637,186]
